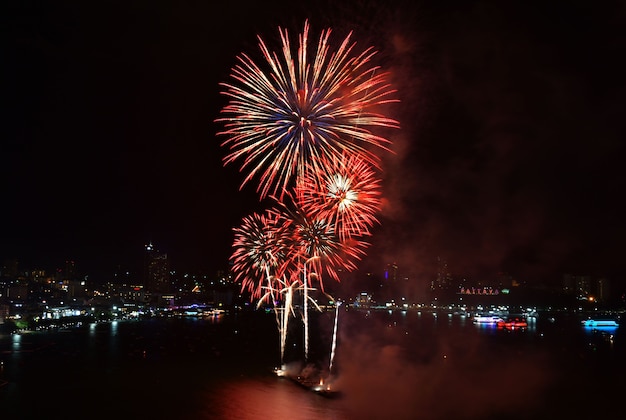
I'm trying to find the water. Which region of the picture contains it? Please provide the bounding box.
[1,309,624,419]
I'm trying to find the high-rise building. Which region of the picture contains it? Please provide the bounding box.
[594,277,610,302]
[144,242,170,293]
[384,262,398,282]
[64,260,77,281]
[563,274,591,298]
[432,256,453,291]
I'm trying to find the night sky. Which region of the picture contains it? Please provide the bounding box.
[2,0,625,289]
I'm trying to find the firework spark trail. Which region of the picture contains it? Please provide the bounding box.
[329,300,342,375]
[256,282,284,364]
[264,276,322,365]
[259,277,298,365]
[280,282,295,364]
[217,20,399,201]
[272,192,368,362]
[301,277,324,363]
[303,257,315,362]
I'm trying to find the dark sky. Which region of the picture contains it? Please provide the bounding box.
[2,0,625,289]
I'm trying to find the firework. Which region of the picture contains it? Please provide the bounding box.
[230,209,293,302]
[273,192,368,289]
[279,280,296,364]
[297,152,382,241]
[272,192,367,362]
[220,19,398,368]
[329,300,342,375]
[217,20,399,200]
[257,275,299,366]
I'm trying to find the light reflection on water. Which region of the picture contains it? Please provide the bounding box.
[202,375,347,420]
[0,310,623,420]
[11,333,20,351]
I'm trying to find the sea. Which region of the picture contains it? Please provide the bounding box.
[1,308,624,420]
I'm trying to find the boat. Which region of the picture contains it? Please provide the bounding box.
[311,380,342,399]
[582,319,619,328]
[497,317,528,330]
[274,365,341,398]
[472,315,505,324]
[291,375,342,399]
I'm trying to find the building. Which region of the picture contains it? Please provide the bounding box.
[144,242,171,294]
[432,256,453,291]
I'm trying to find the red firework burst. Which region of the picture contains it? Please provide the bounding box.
[230,209,294,301]
[296,152,382,241]
[273,192,369,292]
[216,20,399,200]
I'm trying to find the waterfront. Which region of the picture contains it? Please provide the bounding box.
[1,309,624,419]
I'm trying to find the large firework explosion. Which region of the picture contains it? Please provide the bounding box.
[219,20,398,366]
[233,194,369,297]
[216,19,399,201]
[230,209,293,302]
[297,152,383,242]
[273,191,369,291]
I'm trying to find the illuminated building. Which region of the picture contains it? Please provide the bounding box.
[384,262,398,282]
[144,242,171,294]
[432,256,453,291]
[354,292,373,308]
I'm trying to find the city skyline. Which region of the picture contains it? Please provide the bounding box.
[1,244,620,299]
[3,1,625,288]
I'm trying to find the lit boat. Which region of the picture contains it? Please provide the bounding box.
[582,319,619,328]
[311,380,342,399]
[472,315,505,324]
[275,366,342,398]
[206,309,226,316]
[292,376,342,399]
[497,317,528,329]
